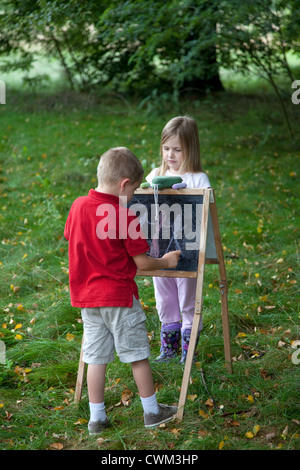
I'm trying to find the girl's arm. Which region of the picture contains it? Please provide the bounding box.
[133,250,180,271]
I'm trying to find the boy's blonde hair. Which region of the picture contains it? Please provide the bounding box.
[97,147,144,186]
[159,116,202,175]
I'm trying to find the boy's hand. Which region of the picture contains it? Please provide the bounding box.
[162,250,181,269]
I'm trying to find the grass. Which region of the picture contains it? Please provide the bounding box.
[0,84,299,451]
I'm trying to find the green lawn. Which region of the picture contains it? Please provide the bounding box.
[0,87,299,450]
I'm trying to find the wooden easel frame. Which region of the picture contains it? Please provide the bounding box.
[74,188,232,411]
[175,188,232,420]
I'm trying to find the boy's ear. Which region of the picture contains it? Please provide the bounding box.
[120,178,131,191]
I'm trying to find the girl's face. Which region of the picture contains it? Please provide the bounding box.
[162,134,184,174]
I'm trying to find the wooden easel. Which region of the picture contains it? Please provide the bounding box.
[175,188,232,420]
[74,188,232,412]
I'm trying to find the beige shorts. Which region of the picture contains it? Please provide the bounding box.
[81,296,150,364]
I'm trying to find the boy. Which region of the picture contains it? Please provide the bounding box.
[64,147,180,434]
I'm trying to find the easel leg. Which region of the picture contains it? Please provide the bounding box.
[219,280,232,374]
[210,195,232,374]
[74,334,85,404]
[176,310,202,421]
[176,189,210,421]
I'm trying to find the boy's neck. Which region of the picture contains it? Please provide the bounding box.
[95,184,119,197]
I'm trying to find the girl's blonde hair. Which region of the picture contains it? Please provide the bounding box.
[158,116,202,175]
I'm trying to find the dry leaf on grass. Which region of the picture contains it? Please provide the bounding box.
[121,387,133,406]
[49,442,63,450]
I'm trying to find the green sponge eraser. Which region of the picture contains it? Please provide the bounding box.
[140,182,150,188]
[152,175,182,189]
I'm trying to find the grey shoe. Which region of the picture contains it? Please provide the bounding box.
[88,418,108,435]
[144,404,177,428]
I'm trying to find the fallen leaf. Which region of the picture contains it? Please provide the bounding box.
[260,369,271,380]
[245,431,254,439]
[199,410,209,418]
[14,366,30,382]
[253,424,260,435]
[265,432,276,440]
[121,387,133,406]
[74,418,87,425]
[66,333,75,342]
[226,419,240,427]
[281,425,288,440]
[166,442,175,449]
[50,442,64,450]
[188,394,197,401]
[10,284,20,293]
[204,398,214,407]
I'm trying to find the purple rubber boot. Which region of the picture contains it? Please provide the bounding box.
[155,323,181,362]
[180,328,200,363]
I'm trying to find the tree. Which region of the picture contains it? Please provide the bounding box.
[217,0,300,138]
[0,0,224,95]
[96,0,224,94]
[0,0,299,122]
[0,0,110,90]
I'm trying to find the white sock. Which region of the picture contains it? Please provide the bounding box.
[140,393,160,415]
[89,402,106,422]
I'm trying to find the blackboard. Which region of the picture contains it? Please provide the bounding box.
[128,189,217,272]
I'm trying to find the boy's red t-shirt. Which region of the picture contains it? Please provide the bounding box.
[64,189,149,308]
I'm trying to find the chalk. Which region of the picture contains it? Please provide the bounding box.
[172,182,187,189]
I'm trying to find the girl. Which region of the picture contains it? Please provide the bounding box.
[146,116,211,362]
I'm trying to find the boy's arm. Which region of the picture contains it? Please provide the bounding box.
[133,250,181,271]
